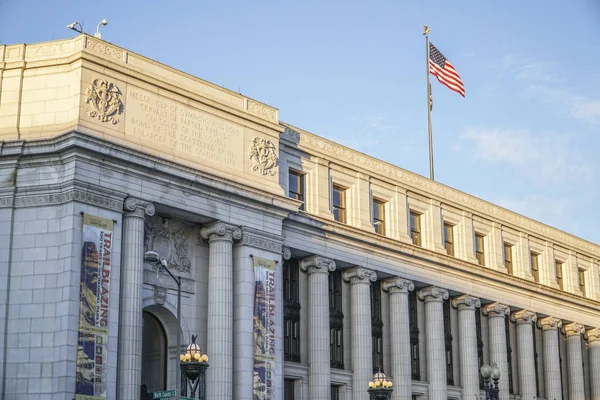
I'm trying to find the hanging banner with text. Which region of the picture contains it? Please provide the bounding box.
[75,215,114,400]
[252,256,276,400]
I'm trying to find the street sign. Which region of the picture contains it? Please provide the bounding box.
[153,389,176,399]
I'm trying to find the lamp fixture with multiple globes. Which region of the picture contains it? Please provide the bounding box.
[367,370,393,400]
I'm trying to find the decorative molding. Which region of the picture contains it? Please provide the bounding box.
[248,136,278,176]
[85,79,124,124]
[247,100,277,122]
[382,277,414,294]
[0,189,122,211]
[86,39,124,61]
[562,322,585,337]
[585,328,600,343]
[342,266,377,285]
[26,41,74,58]
[282,246,292,261]
[143,270,195,293]
[200,221,242,242]
[452,294,481,310]
[481,302,510,318]
[282,125,600,258]
[299,255,336,275]
[124,197,155,218]
[537,316,563,331]
[237,232,282,253]
[144,217,191,274]
[510,309,538,324]
[153,286,167,305]
[418,286,449,302]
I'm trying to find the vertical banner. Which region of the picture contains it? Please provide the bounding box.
[252,256,276,400]
[75,215,114,400]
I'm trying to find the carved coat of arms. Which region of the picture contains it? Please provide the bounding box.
[248,137,278,176]
[144,219,191,274]
[85,79,123,124]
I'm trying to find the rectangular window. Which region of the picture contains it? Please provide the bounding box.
[475,234,485,266]
[532,326,540,397]
[284,379,295,400]
[371,281,383,373]
[283,259,301,362]
[332,185,347,223]
[531,252,540,282]
[288,170,305,210]
[556,261,564,290]
[505,318,514,394]
[331,386,340,400]
[410,211,422,246]
[443,223,454,256]
[579,268,586,297]
[409,290,420,380]
[329,270,344,369]
[443,300,454,386]
[476,310,485,390]
[373,198,386,235]
[504,243,513,275]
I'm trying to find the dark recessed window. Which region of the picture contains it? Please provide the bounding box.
[475,234,485,266]
[329,270,344,369]
[410,212,422,247]
[476,309,484,390]
[444,223,454,256]
[288,170,305,210]
[371,281,383,373]
[409,290,420,381]
[504,243,513,275]
[373,198,386,235]
[505,318,514,394]
[283,259,301,363]
[332,185,347,223]
[443,300,454,386]
[331,385,340,400]
[284,379,295,400]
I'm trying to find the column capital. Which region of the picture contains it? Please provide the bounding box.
[200,222,242,242]
[562,322,585,337]
[299,255,336,275]
[382,277,414,294]
[417,286,449,303]
[451,294,481,310]
[510,309,538,324]
[282,246,292,261]
[585,328,600,343]
[481,302,510,318]
[537,316,563,331]
[342,266,377,285]
[123,197,155,218]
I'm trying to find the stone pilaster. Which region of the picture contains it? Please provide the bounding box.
[511,310,538,400]
[451,294,481,400]
[562,322,585,400]
[418,286,449,400]
[200,222,242,400]
[586,328,600,400]
[300,255,336,400]
[117,197,155,400]
[382,278,414,400]
[537,316,563,400]
[343,267,377,400]
[482,302,511,400]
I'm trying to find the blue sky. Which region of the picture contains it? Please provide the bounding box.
[1,0,599,244]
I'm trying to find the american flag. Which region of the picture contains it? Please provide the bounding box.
[429,42,465,97]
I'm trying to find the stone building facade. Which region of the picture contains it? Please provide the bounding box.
[0,35,599,400]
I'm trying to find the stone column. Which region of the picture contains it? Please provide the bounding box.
[382,278,414,400]
[117,198,155,399]
[562,322,585,400]
[299,255,336,400]
[418,286,449,400]
[200,222,242,400]
[452,294,481,400]
[482,302,510,400]
[586,328,600,400]
[537,316,563,400]
[342,267,377,400]
[511,310,538,400]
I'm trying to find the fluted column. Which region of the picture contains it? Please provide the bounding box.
[562,322,585,400]
[382,278,414,400]
[343,267,377,400]
[586,328,600,400]
[200,222,242,400]
[511,310,538,400]
[482,302,510,400]
[117,198,155,399]
[537,316,563,400]
[418,286,449,400]
[452,294,481,400]
[300,255,336,400]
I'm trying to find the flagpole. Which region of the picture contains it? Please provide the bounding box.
[424,25,434,180]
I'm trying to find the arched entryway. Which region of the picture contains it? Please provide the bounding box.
[142,311,167,393]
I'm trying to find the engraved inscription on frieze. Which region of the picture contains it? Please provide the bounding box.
[85,79,124,124]
[144,217,191,275]
[126,88,243,170]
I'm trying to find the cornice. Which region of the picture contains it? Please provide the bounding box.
[281,123,600,259]
[236,228,283,254]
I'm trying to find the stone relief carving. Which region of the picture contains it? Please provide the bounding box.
[153,286,166,305]
[247,100,277,122]
[248,136,278,176]
[144,217,191,274]
[85,79,124,125]
[86,39,124,61]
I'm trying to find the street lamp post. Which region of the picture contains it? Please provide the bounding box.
[144,251,182,400]
[367,370,393,400]
[180,336,209,399]
[480,363,501,400]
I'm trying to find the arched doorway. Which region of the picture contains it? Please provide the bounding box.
[142,311,167,393]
